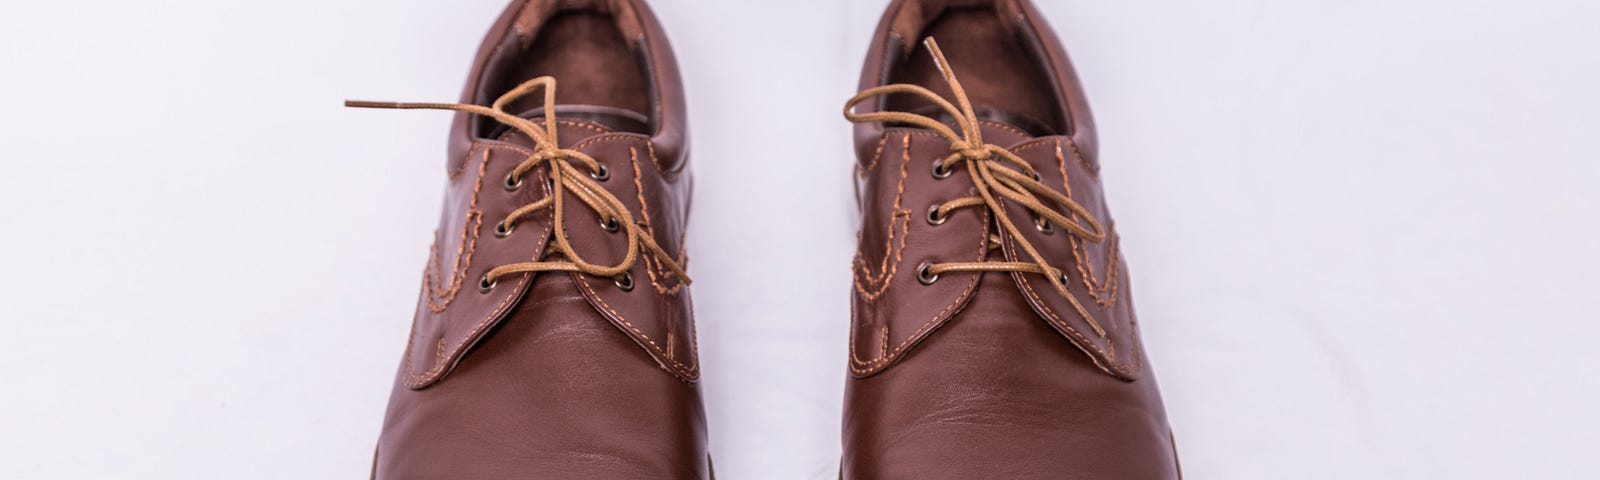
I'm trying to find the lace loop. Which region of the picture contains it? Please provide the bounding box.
[348,76,689,290]
[844,38,1108,336]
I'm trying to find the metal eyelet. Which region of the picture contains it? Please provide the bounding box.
[1028,169,1042,181]
[1035,217,1054,235]
[916,261,939,285]
[494,220,514,238]
[589,164,610,181]
[926,204,948,226]
[614,272,635,291]
[931,160,953,179]
[600,216,621,232]
[478,274,498,293]
[504,173,523,191]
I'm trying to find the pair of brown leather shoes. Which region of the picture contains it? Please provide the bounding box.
[351,0,1179,478]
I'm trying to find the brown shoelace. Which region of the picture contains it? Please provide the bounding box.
[844,38,1109,336]
[347,77,689,292]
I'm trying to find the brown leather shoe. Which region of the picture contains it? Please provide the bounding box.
[349,1,709,478]
[840,1,1180,478]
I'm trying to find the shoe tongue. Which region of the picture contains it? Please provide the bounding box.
[973,117,1038,148]
[489,104,650,145]
[908,105,1056,146]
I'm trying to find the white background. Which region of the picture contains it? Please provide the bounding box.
[2,0,1597,478]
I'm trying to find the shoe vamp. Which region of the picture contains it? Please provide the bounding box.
[376,275,710,479]
[842,272,1177,480]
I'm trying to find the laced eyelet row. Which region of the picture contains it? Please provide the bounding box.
[926,204,948,226]
[916,261,939,285]
[487,166,628,295]
[841,37,1110,336]
[480,271,635,293]
[931,159,954,179]
[350,76,689,303]
[505,164,608,193]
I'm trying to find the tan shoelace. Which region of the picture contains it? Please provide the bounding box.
[347,77,689,293]
[844,38,1109,336]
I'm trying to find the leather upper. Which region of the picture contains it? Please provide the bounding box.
[842,1,1180,478]
[849,0,1141,383]
[849,123,1144,381]
[401,119,698,390]
[399,0,696,390]
[370,0,709,478]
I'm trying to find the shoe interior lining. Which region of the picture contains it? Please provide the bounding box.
[482,10,651,136]
[886,6,1065,136]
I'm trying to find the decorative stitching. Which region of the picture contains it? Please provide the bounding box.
[403,122,676,388]
[1070,233,1120,308]
[486,118,612,147]
[843,134,1137,378]
[848,129,987,374]
[857,134,892,175]
[421,212,482,312]
[423,146,488,312]
[1009,228,1127,371]
[844,134,1132,379]
[572,271,699,378]
[849,203,990,375]
[401,136,554,389]
[555,118,608,135]
[1001,138,1130,374]
[1009,139,1050,154]
[422,142,568,313]
[557,135,698,381]
[1054,141,1120,308]
[879,326,889,359]
[1000,138,1120,307]
[630,145,687,296]
[848,256,981,374]
[977,119,1030,138]
[644,140,677,181]
[568,132,641,151]
[1062,135,1098,174]
[401,268,532,388]
[1004,214,1136,378]
[853,132,913,301]
[1004,135,1097,174]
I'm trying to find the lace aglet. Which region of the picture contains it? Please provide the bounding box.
[345,100,402,109]
[922,37,950,74]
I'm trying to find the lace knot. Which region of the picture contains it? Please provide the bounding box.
[956,144,994,161]
[347,76,690,292]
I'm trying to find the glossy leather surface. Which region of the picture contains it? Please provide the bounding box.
[370,0,709,477]
[842,1,1180,478]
